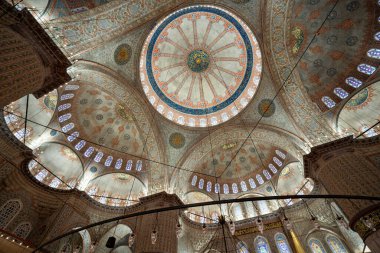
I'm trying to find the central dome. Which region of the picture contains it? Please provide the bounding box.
[140,5,262,127]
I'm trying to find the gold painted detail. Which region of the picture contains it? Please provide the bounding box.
[222,142,237,150]
[353,208,380,239]
[291,27,304,54]
[116,103,133,121]
[235,221,282,236]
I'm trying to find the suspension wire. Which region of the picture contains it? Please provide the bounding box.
[33,194,380,252]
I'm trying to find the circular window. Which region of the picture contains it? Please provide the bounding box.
[140,5,262,127]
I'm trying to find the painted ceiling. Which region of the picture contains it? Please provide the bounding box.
[4,0,379,216]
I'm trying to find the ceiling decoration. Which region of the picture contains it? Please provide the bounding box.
[114,44,132,65]
[337,81,380,137]
[140,5,262,127]
[169,132,186,149]
[257,99,276,117]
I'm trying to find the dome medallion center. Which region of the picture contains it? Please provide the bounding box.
[187,49,210,72]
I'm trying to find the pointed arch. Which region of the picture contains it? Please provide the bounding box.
[13,222,32,239]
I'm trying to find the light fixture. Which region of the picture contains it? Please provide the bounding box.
[176,222,183,238]
[228,219,236,235]
[105,236,116,248]
[256,218,264,234]
[151,230,158,244]
[311,216,320,230]
[202,222,207,232]
[336,215,348,229]
[128,233,135,247]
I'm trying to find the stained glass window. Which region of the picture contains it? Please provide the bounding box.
[14,128,31,140]
[255,236,271,253]
[334,88,349,99]
[65,84,79,90]
[206,181,212,192]
[0,199,22,229]
[191,175,197,186]
[4,114,19,124]
[84,147,94,157]
[326,235,348,253]
[367,49,380,59]
[99,193,108,204]
[62,123,74,133]
[60,93,74,100]
[13,222,32,239]
[49,177,61,188]
[75,140,86,151]
[199,179,204,189]
[215,183,220,193]
[104,156,113,167]
[115,159,123,170]
[322,96,336,108]
[232,183,238,193]
[375,32,380,41]
[263,170,271,179]
[275,150,286,159]
[35,170,48,182]
[269,164,278,174]
[94,152,104,163]
[273,157,283,167]
[240,181,247,192]
[237,241,249,253]
[87,187,97,196]
[58,103,71,111]
[308,238,327,253]
[357,64,376,75]
[256,174,264,185]
[58,113,72,123]
[67,131,79,142]
[275,233,292,253]
[249,178,256,189]
[223,184,229,194]
[28,160,37,169]
[136,160,143,171]
[126,160,133,170]
[345,77,362,88]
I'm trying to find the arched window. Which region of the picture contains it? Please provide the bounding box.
[13,222,32,239]
[273,157,283,167]
[87,187,97,196]
[58,103,71,111]
[62,123,74,133]
[357,64,376,75]
[308,238,327,253]
[191,175,197,186]
[240,181,247,192]
[199,179,204,189]
[4,114,19,124]
[14,128,31,140]
[275,233,292,253]
[322,96,336,108]
[60,93,74,100]
[236,241,249,253]
[0,199,22,228]
[35,169,48,182]
[249,178,256,189]
[214,183,220,193]
[345,77,362,88]
[223,184,229,194]
[326,235,349,253]
[84,147,94,157]
[206,181,212,192]
[268,164,278,174]
[75,140,86,151]
[49,177,61,188]
[67,131,79,142]
[28,160,37,169]
[254,236,271,253]
[104,156,113,167]
[232,183,238,193]
[263,170,271,179]
[94,152,104,163]
[58,113,72,123]
[334,88,349,99]
[115,159,123,170]
[275,150,286,159]
[256,174,264,185]
[136,160,143,171]
[375,32,380,41]
[367,49,380,59]
[126,160,133,171]
[65,84,79,90]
